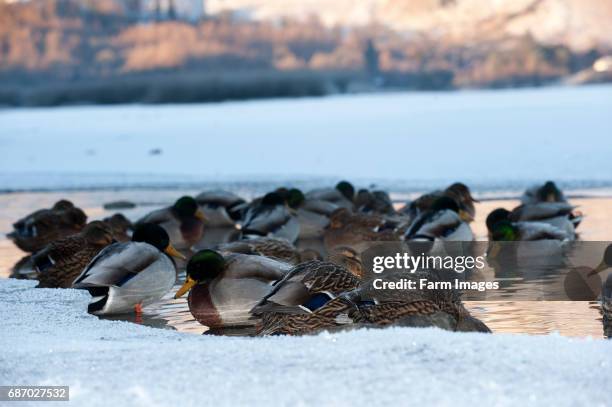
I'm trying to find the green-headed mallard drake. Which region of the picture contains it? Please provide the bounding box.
[401,182,478,222]
[305,181,355,211]
[102,213,133,242]
[486,208,572,241]
[404,197,474,242]
[520,181,582,228]
[241,192,300,243]
[73,223,184,315]
[174,249,292,332]
[251,256,362,335]
[34,221,115,289]
[8,200,87,253]
[136,196,206,250]
[196,190,245,228]
[508,202,577,239]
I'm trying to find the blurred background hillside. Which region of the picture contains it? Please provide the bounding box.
[1,0,611,106]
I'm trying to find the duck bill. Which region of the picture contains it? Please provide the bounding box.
[588,260,609,276]
[164,244,186,260]
[459,210,474,223]
[195,209,207,221]
[174,276,197,299]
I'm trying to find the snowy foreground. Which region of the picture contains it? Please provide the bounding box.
[1,279,611,407]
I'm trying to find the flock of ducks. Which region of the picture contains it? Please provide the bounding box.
[6,180,612,336]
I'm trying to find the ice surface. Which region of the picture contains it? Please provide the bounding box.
[1,278,610,406]
[1,85,611,192]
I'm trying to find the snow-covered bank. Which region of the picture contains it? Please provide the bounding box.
[1,85,612,192]
[0,279,610,407]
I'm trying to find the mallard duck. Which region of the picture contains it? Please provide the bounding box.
[136,196,205,250]
[343,271,490,333]
[486,208,572,241]
[174,250,292,331]
[509,202,577,239]
[253,269,489,335]
[400,183,477,222]
[521,181,566,204]
[73,223,184,315]
[35,221,115,288]
[355,189,396,215]
[195,190,245,228]
[8,200,87,253]
[102,213,133,242]
[241,192,300,243]
[251,257,362,335]
[282,188,335,240]
[404,197,474,241]
[305,181,355,211]
[520,181,583,228]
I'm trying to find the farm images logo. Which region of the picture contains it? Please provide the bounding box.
[359,241,610,301]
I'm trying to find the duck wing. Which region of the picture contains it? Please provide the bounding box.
[196,190,244,208]
[252,261,359,314]
[406,210,461,240]
[242,205,292,236]
[72,242,161,287]
[517,222,569,241]
[511,203,574,222]
[135,207,173,225]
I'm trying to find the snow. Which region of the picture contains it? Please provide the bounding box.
[1,278,610,406]
[1,85,612,192]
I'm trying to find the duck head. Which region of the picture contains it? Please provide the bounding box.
[132,223,185,259]
[431,196,473,222]
[173,196,206,221]
[286,188,305,210]
[486,208,511,234]
[490,220,519,241]
[336,181,355,202]
[174,249,226,298]
[538,181,562,203]
[446,182,479,204]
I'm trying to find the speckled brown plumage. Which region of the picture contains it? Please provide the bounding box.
[35,221,114,288]
[252,260,361,335]
[255,269,490,335]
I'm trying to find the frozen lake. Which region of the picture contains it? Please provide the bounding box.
[1,84,611,192]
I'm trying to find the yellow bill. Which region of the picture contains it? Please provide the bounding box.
[165,244,186,260]
[174,276,197,299]
[195,209,207,221]
[459,209,474,223]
